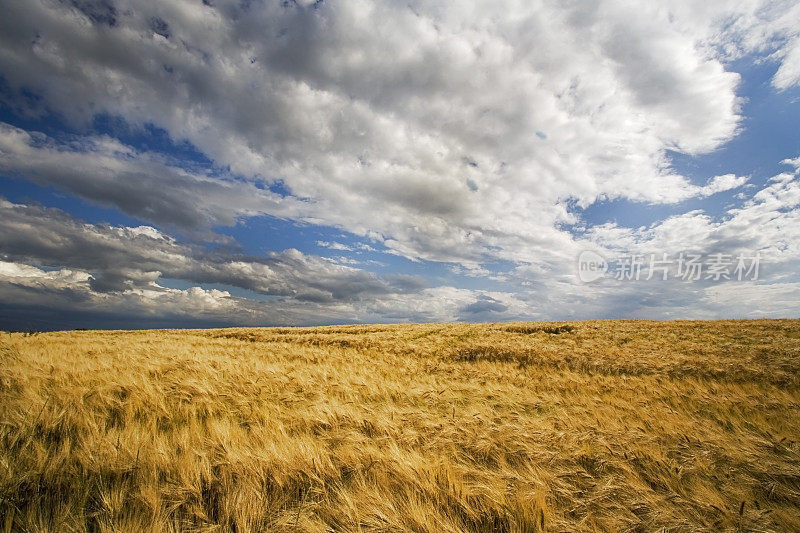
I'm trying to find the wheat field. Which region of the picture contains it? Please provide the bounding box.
[1,320,799,532]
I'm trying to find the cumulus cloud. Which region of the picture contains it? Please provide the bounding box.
[0,200,539,327]
[0,259,543,329]
[0,0,798,328]
[0,122,308,230]
[660,0,800,90]
[0,198,419,303]
[0,200,474,327]
[584,162,800,264]
[0,260,281,330]
[2,159,800,329]
[0,0,761,266]
[479,159,800,321]
[538,160,800,322]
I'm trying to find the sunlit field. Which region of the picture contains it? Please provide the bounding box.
[1,320,799,532]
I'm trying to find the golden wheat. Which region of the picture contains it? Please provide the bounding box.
[1,320,799,532]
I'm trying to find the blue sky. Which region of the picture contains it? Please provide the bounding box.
[1,0,799,329]
[580,56,800,228]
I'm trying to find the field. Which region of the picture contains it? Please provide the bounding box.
[1,320,800,532]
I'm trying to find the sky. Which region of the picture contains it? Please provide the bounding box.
[0,0,799,330]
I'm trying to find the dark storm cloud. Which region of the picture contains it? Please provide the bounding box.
[0,199,413,302]
[459,295,509,317]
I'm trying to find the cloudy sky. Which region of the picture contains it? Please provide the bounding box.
[0,0,799,329]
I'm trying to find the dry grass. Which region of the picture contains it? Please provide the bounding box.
[1,319,800,532]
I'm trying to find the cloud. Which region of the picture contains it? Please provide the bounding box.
[554,160,800,320]
[0,198,418,303]
[584,162,800,264]
[782,157,800,170]
[0,200,541,328]
[0,1,799,328]
[0,0,763,267]
[481,158,800,321]
[459,296,509,319]
[736,1,800,90]
[697,174,750,197]
[2,158,800,329]
[0,260,268,330]
[0,200,474,328]
[0,259,536,329]
[316,241,354,252]
[0,122,306,231]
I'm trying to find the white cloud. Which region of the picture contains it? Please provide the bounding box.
[698,174,750,197]
[0,0,764,266]
[3,159,800,327]
[316,241,354,252]
[0,1,799,327]
[742,1,800,90]
[584,167,800,263]
[782,157,800,170]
